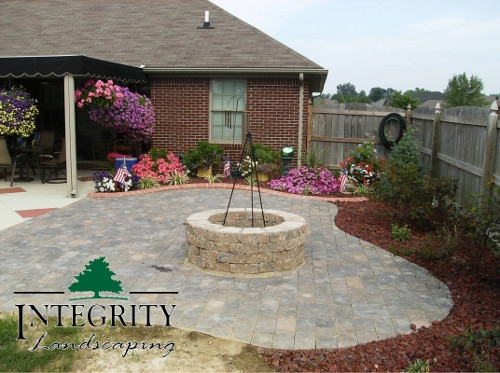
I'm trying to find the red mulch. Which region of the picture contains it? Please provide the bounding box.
[260,200,500,372]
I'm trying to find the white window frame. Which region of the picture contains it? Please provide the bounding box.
[209,79,246,144]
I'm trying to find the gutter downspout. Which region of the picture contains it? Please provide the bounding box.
[298,73,304,167]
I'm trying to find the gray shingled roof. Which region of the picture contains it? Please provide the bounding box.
[1,0,327,90]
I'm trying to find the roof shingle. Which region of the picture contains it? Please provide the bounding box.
[1,0,325,71]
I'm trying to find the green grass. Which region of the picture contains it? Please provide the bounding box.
[0,314,79,372]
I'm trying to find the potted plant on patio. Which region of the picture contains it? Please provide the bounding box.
[253,143,281,181]
[183,141,224,178]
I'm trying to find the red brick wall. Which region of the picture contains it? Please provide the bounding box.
[151,77,210,153]
[151,76,310,170]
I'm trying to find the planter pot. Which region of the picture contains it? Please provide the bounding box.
[197,165,212,178]
[256,171,270,182]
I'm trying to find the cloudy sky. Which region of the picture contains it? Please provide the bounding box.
[210,0,500,96]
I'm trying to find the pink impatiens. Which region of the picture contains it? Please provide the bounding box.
[131,151,185,183]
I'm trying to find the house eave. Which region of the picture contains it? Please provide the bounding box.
[144,67,328,93]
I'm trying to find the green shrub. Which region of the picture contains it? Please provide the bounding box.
[148,147,169,162]
[252,143,280,164]
[455,192,500,276]
[252,143,282,179]
[302,149,324,168]
[183,141,224,175]
[461,193,500,257]
[204,173,223,183]
[377,127,458,230]
[448,322,500,372]
[138,177,161,189]
[391,224,411,241]
[353,184,372,197]
[166,170,190,185]
[403,359,430,373]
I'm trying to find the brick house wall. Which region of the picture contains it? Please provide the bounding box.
[150,76,310,172]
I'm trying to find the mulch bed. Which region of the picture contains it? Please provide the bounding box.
[260,200,500,372]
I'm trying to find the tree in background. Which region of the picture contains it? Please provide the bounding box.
[443,73,488,108]
[368,87,388,102]
[332,83,370,103]
[390,90,420,110]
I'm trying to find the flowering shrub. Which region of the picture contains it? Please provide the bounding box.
[75,80,155,141]
[131,148,185,184]
[0,86,39,137]
[339,142,385,186]
[268,166,340,195]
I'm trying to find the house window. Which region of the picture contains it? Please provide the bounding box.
[211,79,246,142]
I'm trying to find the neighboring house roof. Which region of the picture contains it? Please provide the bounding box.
[0,0,327,91]
[414,91,445,104]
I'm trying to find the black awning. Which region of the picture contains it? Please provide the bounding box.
[0,55,148,83]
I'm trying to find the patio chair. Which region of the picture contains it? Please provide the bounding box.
[0,136,29,187]
[38,138,66,183]
[38,131,55,152]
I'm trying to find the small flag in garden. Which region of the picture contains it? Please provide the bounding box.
[339,168,348,192]
[223,156,231,178]
[113,157,130,184]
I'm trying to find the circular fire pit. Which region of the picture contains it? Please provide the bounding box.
[185,208,306,276]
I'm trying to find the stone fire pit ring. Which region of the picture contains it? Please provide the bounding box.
[185,208,306,276]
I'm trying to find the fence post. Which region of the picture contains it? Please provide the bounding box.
[481,101,499,196]
[430,103,441,177]
[406,103,412,127]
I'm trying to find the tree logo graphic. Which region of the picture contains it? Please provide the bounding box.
[68,257,128,300]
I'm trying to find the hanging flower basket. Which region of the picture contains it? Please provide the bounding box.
[75,79,155,142]
[0,86,39,137]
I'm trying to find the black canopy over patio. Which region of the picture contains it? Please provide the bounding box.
[0,55,148,83]
[0,55,148,197]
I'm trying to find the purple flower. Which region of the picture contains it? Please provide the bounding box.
[268,166,340,195]
[77,81,154,142]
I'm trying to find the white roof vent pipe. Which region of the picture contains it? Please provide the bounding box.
[203,11,211,28]
[198,10,213,29]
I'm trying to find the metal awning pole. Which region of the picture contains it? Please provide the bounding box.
[63,74,78,197]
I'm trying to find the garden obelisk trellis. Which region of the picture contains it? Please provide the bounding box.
[223,132,265,227]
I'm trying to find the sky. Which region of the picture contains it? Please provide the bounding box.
[210,0,500,96]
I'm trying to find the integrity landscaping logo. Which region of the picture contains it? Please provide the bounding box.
[14,256,177,358]
[68,257,128,301]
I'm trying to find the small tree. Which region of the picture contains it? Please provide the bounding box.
[390,90,420,110]
[69,257,124,299]
[368,87,388,102]
[377,127,457,229]
[443,73,488,108]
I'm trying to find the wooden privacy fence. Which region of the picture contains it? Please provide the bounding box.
[411,103,499,204]
[308,101,500,205]
[308,103,407,168]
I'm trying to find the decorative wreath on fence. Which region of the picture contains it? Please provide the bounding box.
[378,113,406,149]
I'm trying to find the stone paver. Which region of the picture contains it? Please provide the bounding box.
[0,189,453,349]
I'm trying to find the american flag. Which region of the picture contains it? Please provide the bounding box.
[223,156,231,178]
[113,157,130,184]
[339,168,348,192]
